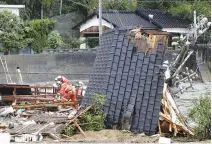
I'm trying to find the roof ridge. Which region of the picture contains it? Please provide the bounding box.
[136,8,191,21]
[95,10,135,14]
[136,8,164,13]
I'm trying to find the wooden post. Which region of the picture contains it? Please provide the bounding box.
[13,87,17,105]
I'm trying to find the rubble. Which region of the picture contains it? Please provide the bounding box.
[0,73,201,142]
[0,106,14,116]
[160,83,194,136]
[0,80,86,142]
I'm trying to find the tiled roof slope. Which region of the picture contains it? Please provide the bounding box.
[136,8,192,28]
[100,10,158,28]
[72,10,159,29]
[82,26,166,135]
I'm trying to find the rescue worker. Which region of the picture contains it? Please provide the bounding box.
[53,81,63,100]
[56,82,77,102]
[76,81,87,96]
[55,76,70,85]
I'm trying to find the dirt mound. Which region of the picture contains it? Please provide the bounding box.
[67,130,159,143]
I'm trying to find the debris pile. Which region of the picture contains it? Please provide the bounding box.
[0,73,195,142]
[0,77,88,142]
[159,83,194,136]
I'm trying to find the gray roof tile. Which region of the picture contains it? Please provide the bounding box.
[136,9,192,28]
[100,10,158,28]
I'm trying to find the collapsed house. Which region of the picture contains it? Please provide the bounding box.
[82,27,193,135]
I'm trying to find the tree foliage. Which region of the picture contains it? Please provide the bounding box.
[139,0,211,20]
[168,0,211,20]
[62,37,84,49]
[1,0,211,20]
[0,10,32,54]
[46,30,64,49]
[189,91,211,140]
[26,19,56,53]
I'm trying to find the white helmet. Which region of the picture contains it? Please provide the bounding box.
[78,81,84,86]
[55,75,62,81]
[53,81,62,88]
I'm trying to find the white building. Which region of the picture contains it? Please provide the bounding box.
[0,5,25,16]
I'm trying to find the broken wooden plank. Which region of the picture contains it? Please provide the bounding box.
[158,121,162,136]
[74,120,86,138]
[12,101,76,109]
[48,133,61,140]
[159,112,194,135]
[33,122,55,135]
[66,105,93,126]
[2,95,55,102]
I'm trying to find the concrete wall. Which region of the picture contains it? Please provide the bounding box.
[0,52,96,84]
[0,49,197,85]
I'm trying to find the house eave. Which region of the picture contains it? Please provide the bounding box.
[0,5,25,8]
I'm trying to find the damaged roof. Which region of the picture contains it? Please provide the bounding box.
[72,9,191,29]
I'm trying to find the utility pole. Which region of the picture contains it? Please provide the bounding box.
[99,0,102,44]
[41,2,44,19]
[59,0,63,15]
[193,10,197,42]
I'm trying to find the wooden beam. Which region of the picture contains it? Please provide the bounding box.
[74,120,86,138]
[66,105,93,126]
[12,101,76,109]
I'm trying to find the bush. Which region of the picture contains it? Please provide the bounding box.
[61,37,84,49]
[62,94,106,136]
[188,91,211,140]
[87,38,99,48]
[47,30,64,49]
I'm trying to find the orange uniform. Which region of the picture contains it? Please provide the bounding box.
[57,83,76,101]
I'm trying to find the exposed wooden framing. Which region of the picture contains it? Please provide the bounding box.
[12,101,76,109]
[2,95,55,102]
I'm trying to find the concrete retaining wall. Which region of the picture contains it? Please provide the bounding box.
[0,50,190,84]
[0,52,96,84]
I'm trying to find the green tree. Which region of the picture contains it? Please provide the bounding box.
[168,0,211,20]
[0,10,32,54]
[138,0,174,11]
[26,19,56,53]
[102,0,137,11]
[189,91,211,140]
[46,30,64,49]
[64,0,137,17]
[138,0,211,20]
[0,1,7,4]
